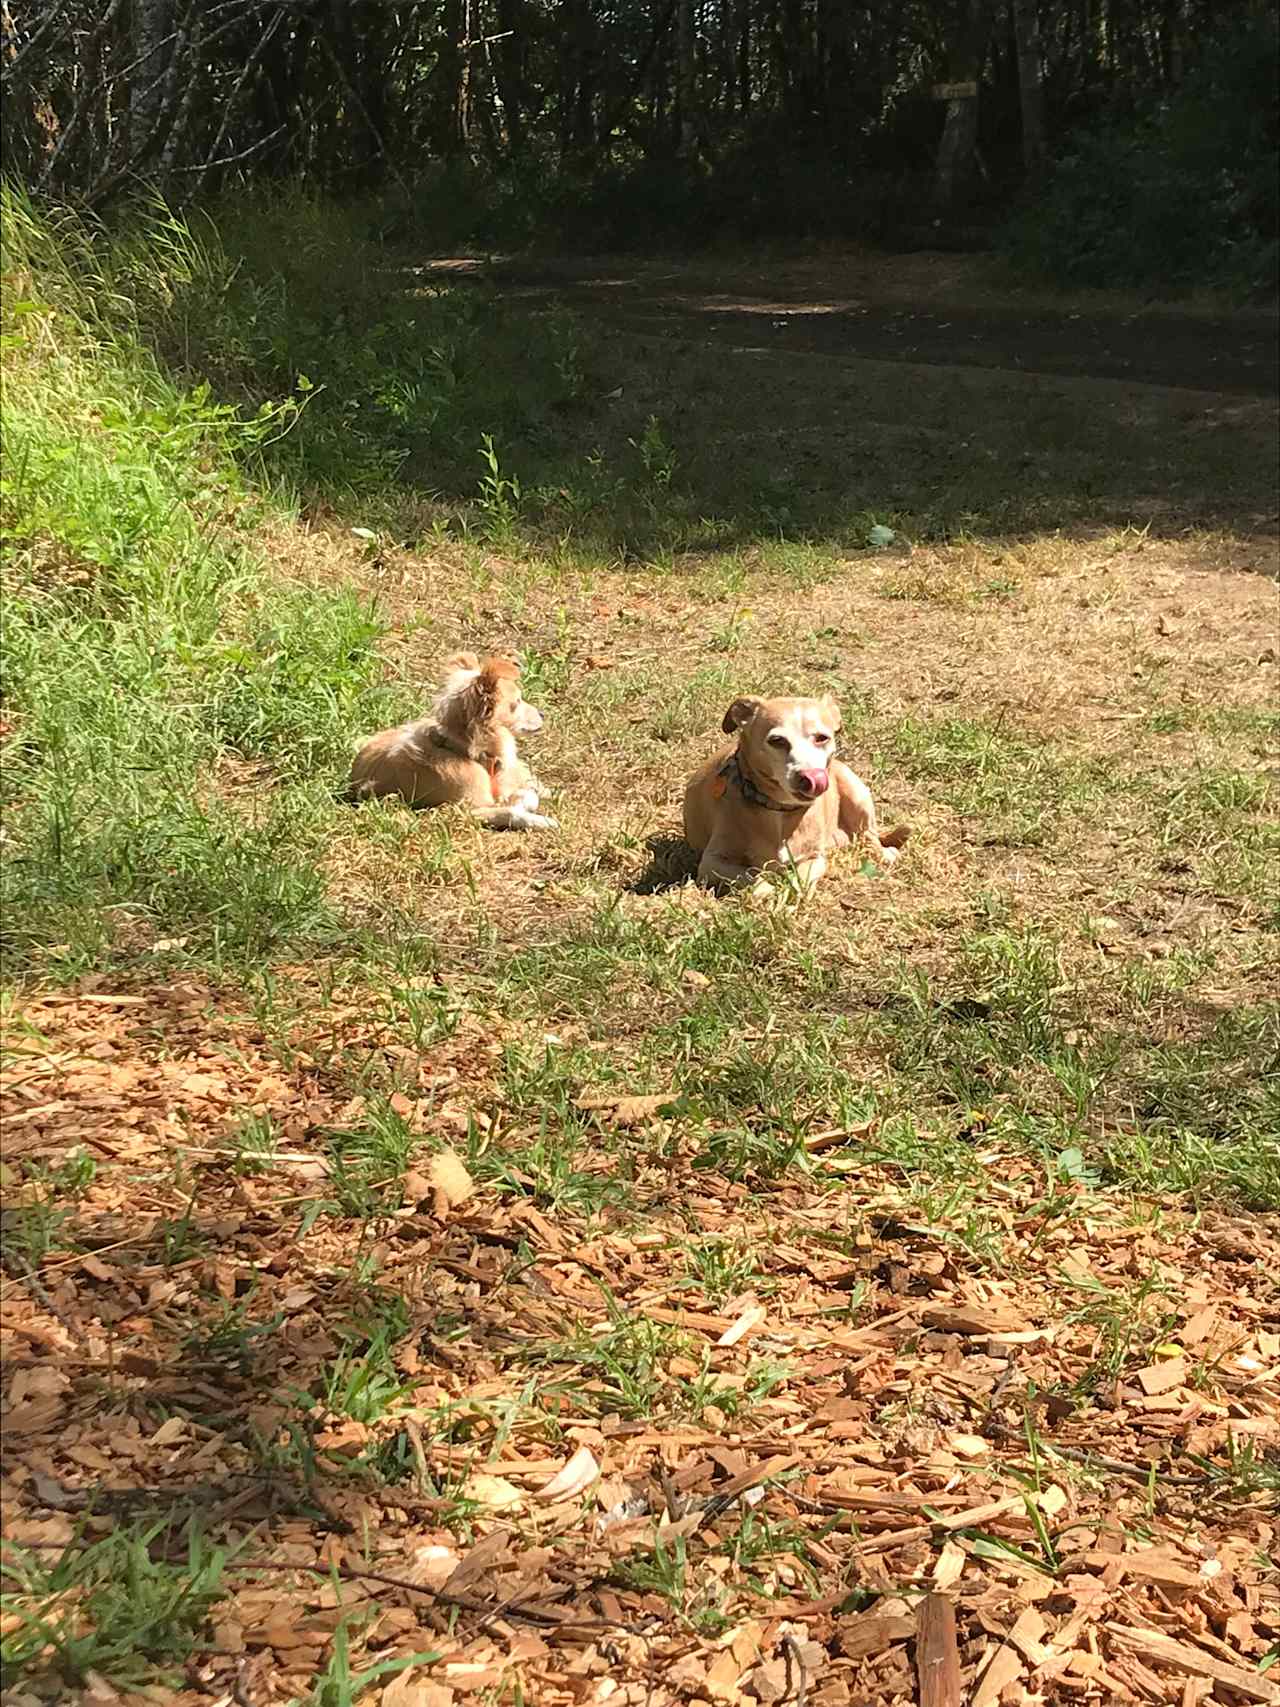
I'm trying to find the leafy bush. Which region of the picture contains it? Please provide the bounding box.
[1004,17,1278,296]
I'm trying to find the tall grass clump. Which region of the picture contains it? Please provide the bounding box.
[0,185,399,976]
[105,187,588,504]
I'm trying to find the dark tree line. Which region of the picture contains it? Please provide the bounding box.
[0,0,1271,210]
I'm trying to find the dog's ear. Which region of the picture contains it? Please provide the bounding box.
[442,651,480,676]
[820,695,842,734]
[722,695,763,734]
[479,656,520,686]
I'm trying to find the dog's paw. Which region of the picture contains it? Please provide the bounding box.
[880,845,900,867]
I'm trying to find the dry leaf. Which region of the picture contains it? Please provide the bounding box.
[574,1092,675,1125]
[428,1149,475,1207]
[536,1445,600,1503]
[717,1304,767,1349]
[462,1474,523,1512]
[412,1543,461,1588]
[401,1169,434,1204]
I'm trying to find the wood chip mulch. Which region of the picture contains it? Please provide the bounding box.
[2,988,1277,1706]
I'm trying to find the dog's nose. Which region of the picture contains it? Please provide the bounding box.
[795,768,829,797]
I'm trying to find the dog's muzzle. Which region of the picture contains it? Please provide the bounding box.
[793,768,830,798]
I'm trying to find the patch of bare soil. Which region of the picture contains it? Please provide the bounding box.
[3,990,1278,1705]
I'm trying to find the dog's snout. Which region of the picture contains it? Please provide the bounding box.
[794,768,829,798]
[517,705,545,733]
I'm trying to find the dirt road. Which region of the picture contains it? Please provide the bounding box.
[464,251,1278,397]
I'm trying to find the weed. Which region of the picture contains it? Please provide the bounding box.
[611,1533,691,1608]
[682,1237,763,1305]
[1061,1267,1177,1396]
[229,1111,278,1175]
[321,1097,418,1215]
[525,1297,680,1419]
[0,1199,69,1274]
[295,1612,438,1707]
[316,1327,413,1424]
[723,1505,825,1596]
[0,1521,228,1689]
[477,433,523,542]
[631,415,678,491]
[183,1297,284,1374]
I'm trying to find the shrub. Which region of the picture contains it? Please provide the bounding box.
[1004,16,1278,297]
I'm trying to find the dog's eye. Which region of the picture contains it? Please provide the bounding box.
[767,733,791,751]
[813,732,831,746]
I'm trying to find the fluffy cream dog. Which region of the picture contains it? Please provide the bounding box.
[349,653,556,830]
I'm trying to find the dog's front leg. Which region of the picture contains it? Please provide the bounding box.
[699,849,818,900]
[834,764,905,867]
[698,849,764,891]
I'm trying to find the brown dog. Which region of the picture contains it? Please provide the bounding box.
[349,654,556,830]
[683,693,907,890]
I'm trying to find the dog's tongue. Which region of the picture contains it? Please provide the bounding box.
[798,768,829,797]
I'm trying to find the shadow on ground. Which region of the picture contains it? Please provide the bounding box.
[625,834,699,895]
[399,249,1280,558]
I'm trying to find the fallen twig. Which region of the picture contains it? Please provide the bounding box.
[780,1634,810,1707]
[0,1542,652,1633]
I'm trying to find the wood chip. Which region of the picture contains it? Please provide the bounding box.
[1136,1356,1186,1395]
[1108,1624,1279,1703]
[971,1641,1024,1707]
[717,1303,767,1348]
[915,1594,962,1707]
[837,1612,916,1658]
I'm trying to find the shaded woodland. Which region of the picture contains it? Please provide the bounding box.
[2,1,1272,217]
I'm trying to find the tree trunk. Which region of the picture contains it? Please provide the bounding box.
[1012,0,1044,173]
[933,0,995,209]
[1163,0,1189,83]
[458,0,473,151]
[737,0,751,117]
[435,0,466,155]
[676,0,696,155]
[494,0,525,153]
[131,0,172,161]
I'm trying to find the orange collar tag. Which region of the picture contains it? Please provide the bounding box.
[488,760,502,802]
[711,776,727,800]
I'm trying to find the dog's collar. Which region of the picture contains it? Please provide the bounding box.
[430,726,475,761]
[719,753,809,813]
[431,726,504,801]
